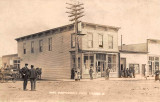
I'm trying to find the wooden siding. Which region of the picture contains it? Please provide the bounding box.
[17,30,74,79]
[81,27,119,52]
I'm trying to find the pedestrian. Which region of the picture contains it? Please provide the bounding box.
[71,68,75,79]
[21,63,30,91]
[77,67,81,81]
[129,68,132,78]
[105,67,110,80]
[29,65,37,91]
[89,67,94,80]
[155,70,159,81]
[132,67,135,78]
[126,68,129,78]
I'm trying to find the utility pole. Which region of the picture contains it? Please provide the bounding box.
[121,35,123,50]
[66,1,84,81]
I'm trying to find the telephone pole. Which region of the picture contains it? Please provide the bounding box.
[66,1,84,81]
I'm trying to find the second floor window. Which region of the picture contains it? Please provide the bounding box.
[108,35,113,49]
[48,38,52,51]
[71,34,76,48]
[31,41,34,53]
[88,33,93,48]
[98,34,103,48]
[39,40,43,52]
[23,43,26,54]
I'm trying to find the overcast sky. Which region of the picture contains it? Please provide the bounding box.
[0,0,160,57]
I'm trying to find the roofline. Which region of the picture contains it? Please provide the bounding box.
[147,38,160,41]
[15,23,74,41]
[82,22,121,30]
[119,50,148,54]
[15,21,120,41]
[2,54,18,57]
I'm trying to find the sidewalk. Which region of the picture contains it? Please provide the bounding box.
[59,76,155,82]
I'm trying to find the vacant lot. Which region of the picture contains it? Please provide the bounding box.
[0,78,160,102]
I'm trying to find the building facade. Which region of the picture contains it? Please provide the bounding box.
[2,54,20,69]
[120,39,160,77]
[15,22,120,79]
[0,57,2,68]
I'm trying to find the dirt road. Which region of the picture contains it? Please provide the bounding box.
[0,78,160,102]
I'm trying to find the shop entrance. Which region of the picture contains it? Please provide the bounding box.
[96,61,106,77]
[142,64,146,76]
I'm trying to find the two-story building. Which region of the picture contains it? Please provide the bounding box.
[15,22,120,79]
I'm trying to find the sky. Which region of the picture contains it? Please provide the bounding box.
[0,0,160,57]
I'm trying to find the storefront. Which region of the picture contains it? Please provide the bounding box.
[148,56,160,76]
[70,51,119,79]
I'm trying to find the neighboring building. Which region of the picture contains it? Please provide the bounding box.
[15,22,120,79]
[119,39,160,77]
[0,57,2,68]
[2,54,20,69]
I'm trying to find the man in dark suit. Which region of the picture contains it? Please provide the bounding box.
[89,67,94,80]
[30,65,37,91]
[21,63,30,91]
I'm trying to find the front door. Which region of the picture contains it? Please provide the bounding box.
[96,61,106,77]
[142,64,146,76]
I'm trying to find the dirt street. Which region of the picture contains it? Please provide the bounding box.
[0,78,160,102]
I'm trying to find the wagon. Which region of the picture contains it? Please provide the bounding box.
[0,68,17,83]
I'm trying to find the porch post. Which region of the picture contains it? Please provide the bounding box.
[81,53,84,79]
[94,53,96,78]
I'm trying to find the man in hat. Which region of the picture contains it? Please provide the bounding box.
[89,67,94,80]
[30,65,37,91]
[105,67,110,80]
[21,63,30,91]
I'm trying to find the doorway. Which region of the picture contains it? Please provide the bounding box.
[142,64,146,76]
[96,61,106,77]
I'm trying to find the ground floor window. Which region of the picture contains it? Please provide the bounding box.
[84,54,94,74]
[108,54,117,72]
[148,56,160,75]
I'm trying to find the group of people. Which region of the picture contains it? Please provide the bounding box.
[120,68,135,78]
[89,67,110,80]
[71,68,81,81]
[20,63,39,91]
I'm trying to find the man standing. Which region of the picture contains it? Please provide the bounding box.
[21,63,30,91]
[30,65,37,91]
[105,67,110,80]
[89,67,94,80]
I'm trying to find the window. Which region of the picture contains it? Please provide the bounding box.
[23,43,26,54]
[108,54,117,72]
[84,54,94,74]
[48,38,52,51]
[31,41,34,53]
[13,60,20,69]
[87,33,93,48]
[108,35,113,49]
[71,34,76,48]
[39,40,43,52]
[98,34,103,48]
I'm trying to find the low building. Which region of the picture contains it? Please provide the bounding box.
[119,39,160,78]
[0,57,2,68]
[15,22,120,79]
[2,54,20,69]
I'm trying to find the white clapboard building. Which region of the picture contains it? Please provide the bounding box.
[119,39,160,78]
[15,22,120,79]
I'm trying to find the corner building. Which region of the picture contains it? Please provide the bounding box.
[15,22,120,79]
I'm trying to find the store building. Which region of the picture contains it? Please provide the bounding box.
[119,39,160,77]
[15,22,120,79]
[0,57,2,68]
[2,54,20,69]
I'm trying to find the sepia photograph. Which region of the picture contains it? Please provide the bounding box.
[0,0,160,102]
